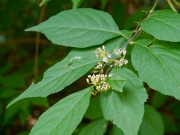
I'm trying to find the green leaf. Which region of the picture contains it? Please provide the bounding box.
[0,73,25,88]
[17,131,29,135]
[79,118,107,135]
[84,96,103,120]
[72,0,84,8]
[140,10,180,42]
[0,62,13,75]
[101,0,109,10]
[152,92,167,109]
[161,114,179,134]
[7,48,99,108]
[166,101,180,120]
[0,89,19,99]
[26,8,121,48]
[131,40,180,100]
[107,74,126,92]
[4,99,30,124]
[100,67,148,135]
[7,31,130,108]
[39,0,50,6]
[19,111,29,126]
[139,104,164,135]
[31,97,49,108]
[110,125,124,135]
[30,86,92,135]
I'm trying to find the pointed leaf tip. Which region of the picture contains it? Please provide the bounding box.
[30,86,93,135]
[24,8,121,47]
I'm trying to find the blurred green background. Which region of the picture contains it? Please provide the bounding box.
[0,0,180,134]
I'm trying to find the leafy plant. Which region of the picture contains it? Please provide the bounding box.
[6,0,180,135]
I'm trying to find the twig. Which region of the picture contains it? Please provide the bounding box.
[172,0,180,7]
[147,0,159,17]
[105,0,159,75]
[124,25,141,49]
[105,65,112,75]
[166,0,178,12]
[124,0,159,49]
[34,3,47,79]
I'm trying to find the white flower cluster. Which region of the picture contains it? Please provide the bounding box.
[114,48,126,56]
[94,62,103,69]
[86,45,129,95]
[95,46,111,63]
[95,45,128,67]
[114,59,128,66]
[93,62,104,73]
[86,74,111,93]
[113,48,128,67]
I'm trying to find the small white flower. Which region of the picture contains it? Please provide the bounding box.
[119,62,123,66]
[96,86,101,91]
[120,58,124,62]
[95,63,102,69]
[107,53,111,58]
[122,49,127,56]
[102,45,105,50]
[95,46,106,58]
[114,48,122,56]
[108,74,114,77]
[103,57,108,63]
[86,78,89,83]
[96,47,101,51]
[114,59,123,67]
[124,59,128,64]
[96,63,103,68]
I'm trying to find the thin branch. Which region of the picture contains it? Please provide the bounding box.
[172,0,180,7]
[34,3,47,79]
[166,0,178,12]
[105,0,159,75]
[124,0,159,49]
[147,0,159,17]
[124,25,141,49]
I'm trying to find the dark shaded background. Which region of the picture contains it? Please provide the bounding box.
[0,0,180,134]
